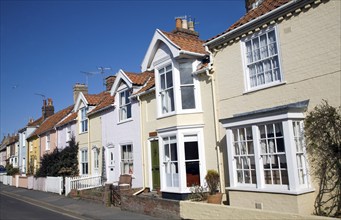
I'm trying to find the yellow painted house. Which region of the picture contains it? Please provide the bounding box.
[26,98,54,174]
[204,0,340,215]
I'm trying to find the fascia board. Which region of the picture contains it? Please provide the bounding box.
[110,69,132,96]
[74,92,88,112]
[141,29,180,72]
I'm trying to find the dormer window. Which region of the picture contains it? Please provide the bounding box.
[119,89,132,121]
[80,107,88,133]
[159,65,175,114]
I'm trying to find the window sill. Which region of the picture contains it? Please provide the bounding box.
[157,110,203,120]
[117,118,133,125]
[227,186,315,195]
[243,81,286,94]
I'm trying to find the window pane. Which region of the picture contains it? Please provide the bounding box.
[170,143,177,161]
[160,74,165,90]
[166,71,173,88]
[180,63,193,84]
[186,161,200,187]
[185,141,199,160]
[245,41,253,63]
[181,86,195,109]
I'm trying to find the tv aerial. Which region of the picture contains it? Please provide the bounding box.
[81,66,112,87]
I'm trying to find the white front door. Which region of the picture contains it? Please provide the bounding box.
[107,147,115,183]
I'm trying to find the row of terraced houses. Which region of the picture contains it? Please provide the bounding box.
[1,0,340,216]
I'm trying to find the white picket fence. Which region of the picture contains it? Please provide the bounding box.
[65,175,102,196]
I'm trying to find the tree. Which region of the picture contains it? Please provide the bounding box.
[35,136,79,177]
[305,100,341,217]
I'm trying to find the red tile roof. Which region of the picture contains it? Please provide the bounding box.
[27,117,44,127]
[89,92,115,116]
[56,111,77,128]
[125,71,154,86]
[30,105,74,137]
[206,0,290,43]
[133,75,155,96]
[84,92,107,106]
[161,30,207,54]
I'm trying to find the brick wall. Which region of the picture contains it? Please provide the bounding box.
[121,194,180,219]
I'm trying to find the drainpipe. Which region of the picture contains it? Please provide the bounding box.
[87,115,91,176]
[205,46,225,194]
[134,95,146,196]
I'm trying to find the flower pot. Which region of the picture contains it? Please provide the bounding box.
[207,193,223,204]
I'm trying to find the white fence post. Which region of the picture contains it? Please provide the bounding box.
[65,177,70,196]
[65,175,102,196]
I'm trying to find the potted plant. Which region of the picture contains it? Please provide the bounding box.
[205,169,222,204]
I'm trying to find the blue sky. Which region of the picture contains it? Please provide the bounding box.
[0,0,246,137]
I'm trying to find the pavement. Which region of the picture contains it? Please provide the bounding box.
[0,183,160,220]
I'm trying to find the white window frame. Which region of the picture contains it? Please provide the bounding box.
[121,144,133,175]
[158,127,206,194]
[155,60,202,118]
[241,25,284,92]
[80,107,88,133]
[66,125,72,142]
[93,147,99,172]
[46,133,50,151]
[119,89,132,122]
[224,112,312,194]
[179,61,196,110]
[80,149,88,175]
[157,64,175,116]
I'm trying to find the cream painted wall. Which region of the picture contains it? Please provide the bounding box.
[88,115,102,176]
[214,1,340,120]
[211,0,340,215]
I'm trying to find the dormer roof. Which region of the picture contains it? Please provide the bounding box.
[141,28,207,71]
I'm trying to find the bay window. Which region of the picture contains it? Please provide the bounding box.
[223,102,312,193]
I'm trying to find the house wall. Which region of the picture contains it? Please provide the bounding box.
[101,108,116,183]
[0,150,6,166]
[57,123,76,150]
[112,88,143,188]
[40,130,57,158]
[140,92,157,189]
[214,1,340,120]
[212,0,340,215]
[76,102,90,175]
[27,137,40,173]
[88,115,102,176]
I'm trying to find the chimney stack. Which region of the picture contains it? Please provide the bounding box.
[42,98,54,120]
[105,75,116,92]
[173,16,199,37]
[245,0,264,12]
[175,18,182,29]
[73,83,88,103]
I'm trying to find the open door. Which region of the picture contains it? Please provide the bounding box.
[151,140,160,190]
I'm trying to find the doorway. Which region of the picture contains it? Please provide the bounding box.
[151,140,160,190]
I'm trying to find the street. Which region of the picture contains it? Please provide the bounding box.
[0,193,82,220]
